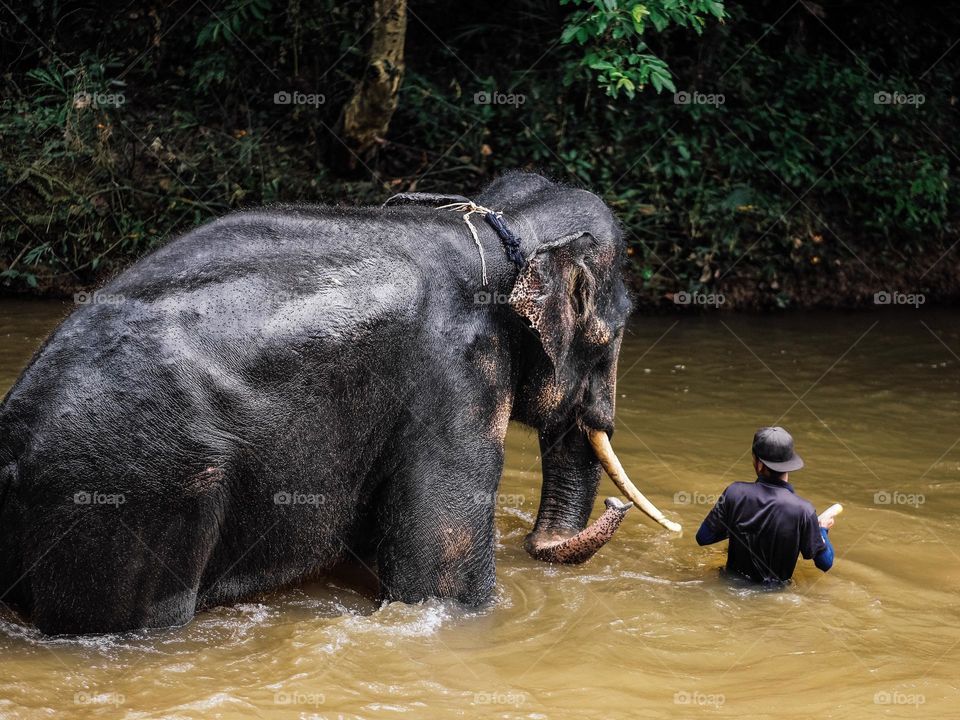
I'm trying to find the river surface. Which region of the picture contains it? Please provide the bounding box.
[0,300,958,719]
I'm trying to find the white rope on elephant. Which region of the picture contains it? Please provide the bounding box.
[436,201,503,286]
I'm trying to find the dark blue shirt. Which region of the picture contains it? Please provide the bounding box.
[696,476,832,584]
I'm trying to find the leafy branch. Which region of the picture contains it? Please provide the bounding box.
[560,0,726,98]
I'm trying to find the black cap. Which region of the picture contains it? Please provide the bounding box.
[752,426,804,472]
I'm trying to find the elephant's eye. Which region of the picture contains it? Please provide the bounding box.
[603,324,625,345]
[585,319,620,347]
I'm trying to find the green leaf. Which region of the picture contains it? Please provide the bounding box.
[652,67,676,93]
[649,10,669,32]
[587,59,617,71]
[560,24,581,44]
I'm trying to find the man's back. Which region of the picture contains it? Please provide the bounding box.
[698,477,825,584]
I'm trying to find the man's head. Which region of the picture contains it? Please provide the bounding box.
[751,426,803,482]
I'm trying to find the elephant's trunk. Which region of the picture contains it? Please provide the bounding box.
[525,427,628,564]
[525,497,632,563]
[524,427,682,565]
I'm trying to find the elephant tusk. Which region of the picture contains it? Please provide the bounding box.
[587,429,682,533]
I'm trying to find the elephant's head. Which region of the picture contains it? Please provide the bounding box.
[477,172,677,564]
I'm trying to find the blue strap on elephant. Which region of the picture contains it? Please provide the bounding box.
[483,212,525,267]
[382,191,526,268]
[435,200,527,285]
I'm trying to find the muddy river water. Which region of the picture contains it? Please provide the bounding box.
[1,300,958,718]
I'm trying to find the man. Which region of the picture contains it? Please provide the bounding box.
[696,426,837,585]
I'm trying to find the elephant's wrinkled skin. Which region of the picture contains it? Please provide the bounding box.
[0,172,633,634]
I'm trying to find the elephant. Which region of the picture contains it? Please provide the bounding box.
[0,171,676,635]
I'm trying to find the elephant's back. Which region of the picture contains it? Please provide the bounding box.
[105,205,459,298]
[0,206,444,481]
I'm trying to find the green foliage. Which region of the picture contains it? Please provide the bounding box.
[0,0,957,308]
[390,2,957,307]
[560,0,725,97]
[196,0,274,47]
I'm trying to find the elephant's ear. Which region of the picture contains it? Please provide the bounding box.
[509,231,597,371]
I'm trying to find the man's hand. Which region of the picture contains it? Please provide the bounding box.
[818,503,843,530]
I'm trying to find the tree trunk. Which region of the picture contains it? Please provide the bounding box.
[337,0,407,174]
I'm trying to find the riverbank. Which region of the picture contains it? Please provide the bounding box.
[3,3,959,312]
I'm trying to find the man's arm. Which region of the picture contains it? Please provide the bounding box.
[814,528,834,571]
[696,521,726,545]
[801,508,836,572]
[696,490,730,546]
